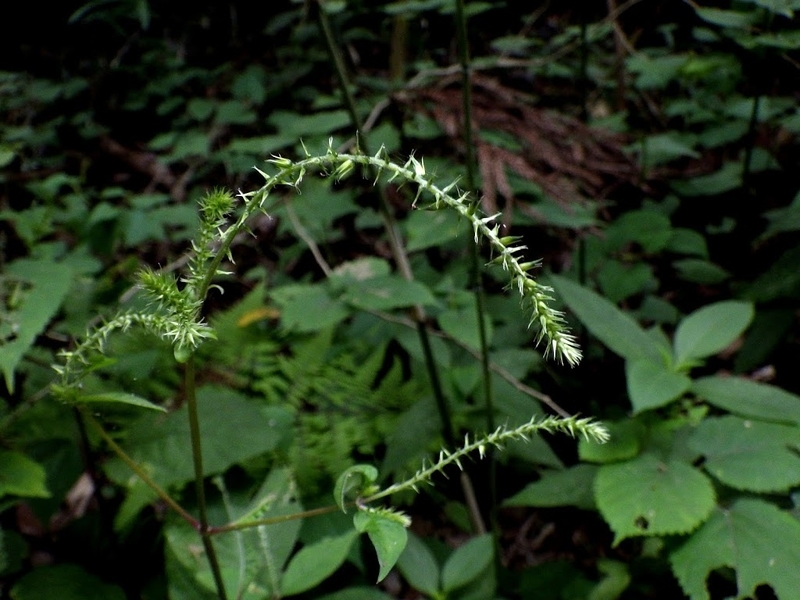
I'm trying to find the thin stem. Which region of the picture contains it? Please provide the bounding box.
[82,410,199,528]
[455,0,493,534]
[209,504,342,535]
[314,0,458,444]
[185,355,229,600]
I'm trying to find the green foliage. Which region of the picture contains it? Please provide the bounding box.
[4,0,800,597]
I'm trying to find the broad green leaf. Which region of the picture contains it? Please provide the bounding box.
[10,564,125,600]
[269,109,351,137]
[694,7,759,29]
[741,0,799,17]
[270,284,350,332]
[672,259,730,284]
[281,530,358,596]
[167,470,302,600]
[441,533,493,592]
[396,533,440,596]
[0,259,73,392]
[595,453,715,544]
[316,588,393,600]
[692,376,800,425]
[0,450,49,499]
[596,261,656,303]
[74,392,166,412]
[549,275,664,362]
[670,162,743,196]
[580,419,644,464]
[341,276,438,311]
[589,559,631,600]
[405,208,463,252]
[353,510,409,582]
[381,396,441,474]
[673,301,753,367]
[626,359,691,413]
[504,464,597,510]
[637,133,700,169]
[105,386,292,526]
[670,499,800,600]
[688,415,800,492]
[605,209,673,253]
[334,465,378,512]
[437,303,493,352]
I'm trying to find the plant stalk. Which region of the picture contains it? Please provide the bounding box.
[185,355,229,600]
[454,0,493,534]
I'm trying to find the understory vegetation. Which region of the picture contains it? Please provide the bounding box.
[1,1,800,599]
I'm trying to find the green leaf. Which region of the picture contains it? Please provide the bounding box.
[673,301,754,367]
[0,450,49,499]
[626,359,692,413]
[75,392,166,412]
[396,533,440,596]
[270,284,350,332]
[334,465,378,512]
[341,276,438,311]
[549,275,665,362]
[692,376,800,425]
[0,259,73,392]
[694,7,759,29]
[672,259,730,284]
[105,386,292,527]
[168,469,301,599]
[670,162,743,196]
[637,133,700,169]
[579,420,644,464]
[353,510,409,582]
[670,499,800,600]
[281,530,358,596]
[589,559,631,600]
[316,588,394,600]
[437,302,493,352]
[595,453,716,544]
[441,534,493,592]
[504,464,597,510]
[10,564,125,600]
[687,415,800,492]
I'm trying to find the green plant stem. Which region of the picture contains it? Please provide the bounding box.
[82,410,199,528]
[185,355,229,600]
[209,504,342,535]
[314,0,457,442]
[454,0,493,535]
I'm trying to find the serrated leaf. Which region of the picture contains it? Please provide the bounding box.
[504,464,597,510]
[549,275,664,362]
[693,376,800,425]
[396,533,440,596]
[76,392,166,412]
[626,359,692,413]
[281,530,358,596]
[670,499,800,600]
[353,511,408,582]
[687,415,800,492]
[0,259,73,392]
[441,533,493,592]
[0,450,49,499]
[333,465,378,512]
[579,420,644,464]
[595,453,715,545]
[673,301,754,368]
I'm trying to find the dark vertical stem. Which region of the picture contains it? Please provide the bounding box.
[454,0,491,536]
[742,94,761,193]
[185,356,228,600]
